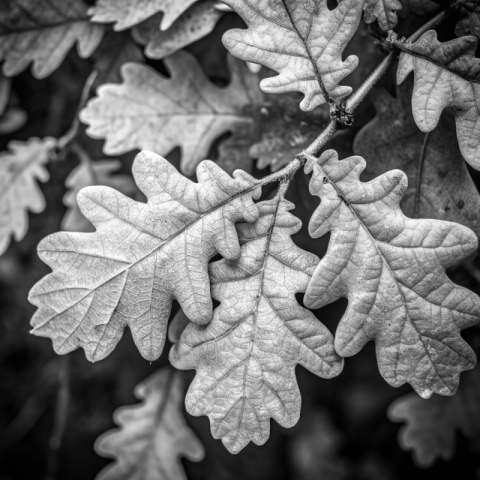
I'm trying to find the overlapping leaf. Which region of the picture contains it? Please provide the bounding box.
[388,366,480,467]
[397,30,480,169]
[80,51,262,175]
[222,0,363,111]
[0,0,104,79]
[339,0,403,31]
[132,2,223,60]
[304,150,480,398]
[355,81,480,236]
[88,0,197,31]
[62,159,137,233]
[170,195,343,453]
[95,369,204,480]
[29,151,261,362]
[0,137,55,256]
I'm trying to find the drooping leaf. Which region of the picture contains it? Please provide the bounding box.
[29,151,261,362]
[0,0,104,79]
[222,0,363,111]
[355,81,480,237]
[397,30,480,169]
[62,159,137,233]
[388,365,480,467]
[80,51,262,176]
[339,0,403,31]
[170,195,343,453]
[304,149,480,398]
[95,368,204,480]
[93,31,144,86]
[88,0,197,31]
[132,2,223,60]
[0,137,55,256]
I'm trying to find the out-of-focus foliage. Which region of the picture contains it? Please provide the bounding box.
[95,369,204,480]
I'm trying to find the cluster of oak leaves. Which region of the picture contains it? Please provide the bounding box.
[3,0,480,476]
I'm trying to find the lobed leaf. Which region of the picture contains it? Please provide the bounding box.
[62,159,137,233]
[388,366,480,467]
[29,150,261,362]
[355,81,480,237]
[80,51,262,176]
[95,369,204,480]
[0,0,104,79]
[0,137,55,256]
[455,2,480,38]
[88,0,197,31]
[222,0,363,111]
[171,195,343,453]
[304,150,480,398]
[397,30,480,169]
[132,2,223,60]
[339,0,403,31]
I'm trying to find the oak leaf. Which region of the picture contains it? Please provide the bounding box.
[170,195,343,453]
[355,81,480,236]
[0,0,104,79]
[95,369,204,480]
[88,0,197,31]
[0,137,55,256]
[397,30,480,169]
[455,2,480,38]
[80,51,262,176]
[29,151,261,362]
[132,2,223,60]
[304,150,480,398]
[222,0,363,111]
[388,366,480,467]
[339,0,403,31]
[62,159,137,233]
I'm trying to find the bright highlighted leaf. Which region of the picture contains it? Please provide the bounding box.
[95,369,204,480]
[0,137,55,256]
[355,81,480,237]
[397,30,480,169]
[304,150,480,398]
[171,195,343,454]
[0,0,104,79]
[132,2,223,60]
[222,0,363,111]
[62,159,137,233]
[80,51,262,175]
[388,366,480,467]
[88,0,197,31]
[29,151,261,362]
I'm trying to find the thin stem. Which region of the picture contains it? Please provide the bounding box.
[261,0,462,182]
[57,70,97,150]
[407,0,466,43]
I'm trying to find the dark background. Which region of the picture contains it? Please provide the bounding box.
[1,4,480,480]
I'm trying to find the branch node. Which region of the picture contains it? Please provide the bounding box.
[330,102,354,128]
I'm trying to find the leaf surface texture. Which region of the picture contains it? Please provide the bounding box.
[95,369,204,480]
[171,195,343,453]
[397,30,480,169]
[304,150,480,397]
[0,0,104,78]
[222,0,363,111]
[29,151,261,362]
[355,81,480,236]
[80,51,262,175]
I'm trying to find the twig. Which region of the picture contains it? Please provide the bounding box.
[262,1,463,180]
